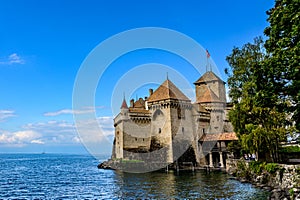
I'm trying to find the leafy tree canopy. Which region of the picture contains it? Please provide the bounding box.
[264,0,300,129]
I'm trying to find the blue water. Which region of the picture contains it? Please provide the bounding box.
[0,154,269,199]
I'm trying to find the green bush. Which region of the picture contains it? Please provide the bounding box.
[265,163,280,174]
[289,188,294,199]
[249,161,264,174]
[279,146,300,153]
[237,160,246,170]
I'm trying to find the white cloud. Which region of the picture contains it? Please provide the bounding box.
[0,110,16,122]
[0,116,114,148]
[0,130,41,147]
[23,120,75,134]
[44,106,105,117]
[44,108,93,116]
[31,139,45,144]
[23,117,113,144]
[0,53,25,65]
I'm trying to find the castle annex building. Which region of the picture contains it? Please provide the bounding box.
[112,71,237,168]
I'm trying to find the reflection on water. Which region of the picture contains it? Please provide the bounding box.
[112,170,269,199]
[0,154,269,199]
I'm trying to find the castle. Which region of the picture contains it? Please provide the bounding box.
[111,71,237,169]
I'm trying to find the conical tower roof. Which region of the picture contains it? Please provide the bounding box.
[120,98,128,109]
[147,79,190,103]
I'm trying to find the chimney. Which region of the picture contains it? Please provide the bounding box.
[130,99,134,107]
[149,88,153,96]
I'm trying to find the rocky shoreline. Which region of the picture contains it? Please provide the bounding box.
[226,159,300,200]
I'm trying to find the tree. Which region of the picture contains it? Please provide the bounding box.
[264,0,300,130]
[226,0,299,162]
[225,37,287,162]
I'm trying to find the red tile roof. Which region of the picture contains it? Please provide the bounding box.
[120,98,128,109]
[194,71,224,84]
[197,87,221,103]
[147,79,190,103]
[200,132,238,141]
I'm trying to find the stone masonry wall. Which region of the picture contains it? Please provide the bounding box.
[226,159,300,200]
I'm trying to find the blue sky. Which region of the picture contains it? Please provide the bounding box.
[0,0,274,154]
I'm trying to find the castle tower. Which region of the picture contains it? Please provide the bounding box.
[147,79,196,164]
[112,97,129,159]
[194,71,226,134]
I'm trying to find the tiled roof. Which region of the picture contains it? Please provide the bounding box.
[147,79,190,103]
[194,71,224,84]
[133,98,145,108]
[197,87,221,103]
[129,108,150,114]
[200,132,238,141]
[128,98,149,114]
[120,98,128,109]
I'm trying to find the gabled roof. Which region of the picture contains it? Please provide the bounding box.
[120,98,128,109]
[194,71,225,85]
[197,87,221,103]
[200,132,238,141]
[147,79,190,103]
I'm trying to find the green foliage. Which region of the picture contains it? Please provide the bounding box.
[289,188,294,199]
[226,37,288,162]
[279,146,300,153]
[236,161,251,179]
[264,0,300,130]
[265,163,280,174]
[248,161,264,174]
[225,0,300,162]
[237,160,246,170]
[227,140,242,157]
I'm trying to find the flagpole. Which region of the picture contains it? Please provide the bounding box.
[206,54,208,72]
[206,49,211,72]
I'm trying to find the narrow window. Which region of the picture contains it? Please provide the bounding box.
[159,128,161,133]
[182,127,184,133]
[177,108,185,119]
[202,128,205,134]
[135,138,137,141]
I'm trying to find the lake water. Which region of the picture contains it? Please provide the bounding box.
[0,154,269,199]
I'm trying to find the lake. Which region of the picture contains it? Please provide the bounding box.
[0,154,269,199]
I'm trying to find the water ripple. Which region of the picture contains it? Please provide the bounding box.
[0,154,269,199]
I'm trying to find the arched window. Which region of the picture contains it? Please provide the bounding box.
[158,128,161,134]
